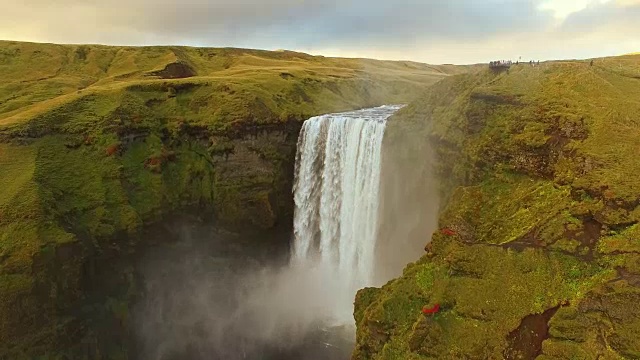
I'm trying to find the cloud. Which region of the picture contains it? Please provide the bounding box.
[0,0,637,64]
[266,0,552,48]
[560,0,640,32]
[538,0,608,19]
[0,0,339,45]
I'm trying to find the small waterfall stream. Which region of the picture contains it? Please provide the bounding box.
[291,105,402,324]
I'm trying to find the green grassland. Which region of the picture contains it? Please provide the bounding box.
[355,55,640,359]
[0,40,459,128]
[0,40,463,357]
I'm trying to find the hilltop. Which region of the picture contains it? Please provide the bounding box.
[0,40,464,357]
[0,40,462,128]
[355,54,640,359]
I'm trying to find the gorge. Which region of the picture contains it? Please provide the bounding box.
[131,104,426,359]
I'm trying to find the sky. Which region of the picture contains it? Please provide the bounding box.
[0,0,638,64]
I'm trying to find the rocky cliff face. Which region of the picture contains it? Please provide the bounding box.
[354,55,640,359]
[0,114,302,358]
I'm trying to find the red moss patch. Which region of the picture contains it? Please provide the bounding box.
[440,228,458,236]
[105,144,119,157]
[421,303,440,315]
[144,148,177,173]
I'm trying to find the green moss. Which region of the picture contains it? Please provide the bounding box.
[598,225,640,254]
[440,174,572,245]
[355,287,381,325]
[549,239,581,254]
[0,274,34,299]
[541,280,640,359]
[539,339,596,360]
[354,241,612,359]
[0,144,37,211]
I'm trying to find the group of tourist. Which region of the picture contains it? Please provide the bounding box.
[489,59,542,68]
[489,60,512,68]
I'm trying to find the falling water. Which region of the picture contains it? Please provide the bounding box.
[292,105,402,324]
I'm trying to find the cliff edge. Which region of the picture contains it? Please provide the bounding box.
[354,55,640,359]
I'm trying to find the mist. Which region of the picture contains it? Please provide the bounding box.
[375,109,439,283]
[132,221,354,360]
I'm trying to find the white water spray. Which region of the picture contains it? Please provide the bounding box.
[292,105,402,324]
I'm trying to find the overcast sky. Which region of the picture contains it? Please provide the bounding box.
[1,0,638,64]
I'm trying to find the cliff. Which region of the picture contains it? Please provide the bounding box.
[0,41,462,357]
[354,55,640,359]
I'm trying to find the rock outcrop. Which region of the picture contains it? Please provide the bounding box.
[147,61,197,79]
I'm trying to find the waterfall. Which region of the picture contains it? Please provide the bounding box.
[291,105,402,324]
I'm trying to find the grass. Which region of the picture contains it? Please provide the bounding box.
[0,40,461,128]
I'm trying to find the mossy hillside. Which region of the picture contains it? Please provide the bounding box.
[439,174,573,247]
[428,56,640,238]
[405,56,640,206]
[0,134,218,355]
[0,41,460,235]
[355,55,640,359]
[407,56,640,238]
[353,239,612,360]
